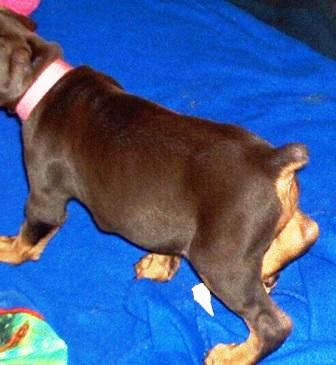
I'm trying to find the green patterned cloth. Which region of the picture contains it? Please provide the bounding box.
[0,312,67,364]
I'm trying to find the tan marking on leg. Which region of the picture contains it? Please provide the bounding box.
[262,210,319,284]
[205,309,292,365]
[0,235,28,264]
[205,331,260,365]
[135,253,180,282]
[0,227,58,265]
[264,157,319,289]
[274,167,299,233]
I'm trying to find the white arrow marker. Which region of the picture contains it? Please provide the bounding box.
[192,283,214,317]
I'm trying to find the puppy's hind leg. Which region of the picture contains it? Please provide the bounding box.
[189,247,291,365]
[204,287,291,365]
[262,210,319,291]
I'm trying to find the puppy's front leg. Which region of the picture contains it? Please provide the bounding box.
[0,191,66,265]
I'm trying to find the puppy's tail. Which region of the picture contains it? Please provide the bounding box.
[269,143,308,176]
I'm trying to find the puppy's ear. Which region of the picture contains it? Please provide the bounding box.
[0,7,37,31]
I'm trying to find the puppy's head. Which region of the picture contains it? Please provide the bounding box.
[0,7,61,110]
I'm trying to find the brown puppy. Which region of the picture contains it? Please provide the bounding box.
[0,8,319,364]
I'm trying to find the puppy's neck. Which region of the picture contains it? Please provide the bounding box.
[15,59,73,122]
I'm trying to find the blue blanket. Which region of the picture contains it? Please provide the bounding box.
[0,0,335,364]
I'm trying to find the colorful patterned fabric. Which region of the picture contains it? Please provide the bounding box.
[0,310,67,364]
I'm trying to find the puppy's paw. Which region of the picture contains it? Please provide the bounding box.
[135,253,180,282]
[0,235,22,264]
[0,236,16,254]
[205,343,255,365]
[0,236,15,247]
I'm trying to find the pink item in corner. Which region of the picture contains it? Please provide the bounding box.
[16,59,73,122]
[0,0,41,16]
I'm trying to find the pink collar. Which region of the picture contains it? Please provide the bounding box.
[16,59,73,122]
